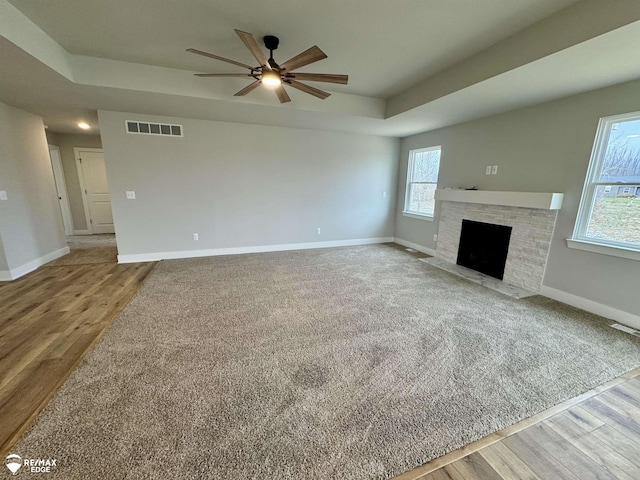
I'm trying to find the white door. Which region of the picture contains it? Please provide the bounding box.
[48,145,74,235]
[77,149,115,234]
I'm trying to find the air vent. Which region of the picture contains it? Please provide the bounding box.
[610,323,640,337]
[126,121,182,137]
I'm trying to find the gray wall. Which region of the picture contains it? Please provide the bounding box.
[98,111,399,257]
[0,237,8,271]
[395,78,640,316]
[46,132,103,231]
[0,102,67,272]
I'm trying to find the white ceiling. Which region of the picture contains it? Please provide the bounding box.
[7,0,580,98]
[1,0,639,137]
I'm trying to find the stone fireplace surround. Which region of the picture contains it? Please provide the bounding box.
[434,191,563,293]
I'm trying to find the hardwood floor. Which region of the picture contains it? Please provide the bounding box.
[0,260,156,456]
[395,368,640,480]
[2,246,639,479]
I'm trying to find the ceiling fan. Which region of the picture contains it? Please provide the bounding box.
[187,29,348,103]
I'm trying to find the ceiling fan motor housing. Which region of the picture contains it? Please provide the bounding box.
[263,35,279,52]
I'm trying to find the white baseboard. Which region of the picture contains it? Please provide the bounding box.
[392,237,437,256]
[118,237,394,264]
[393,239,640,330]
[540,285,640,330]
[0,246,70,281]
[73,229,92,235]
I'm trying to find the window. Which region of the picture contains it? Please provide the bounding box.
[403,146,441,218]
[571,111,640,258]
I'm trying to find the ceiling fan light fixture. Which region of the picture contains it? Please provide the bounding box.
[261,71,281,87]
[187,29,346,103]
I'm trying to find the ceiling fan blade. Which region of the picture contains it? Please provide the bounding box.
[234,29,270,69]
[274,85,291,103]
[194,73,254,78]
[186,48,253,69]
[280,46,327,72]
[284,73,348,84]
[286,80,330,100]
[234,80,261,96]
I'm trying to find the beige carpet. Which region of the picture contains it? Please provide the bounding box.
[14,244,640,479]
[66,234,116,249]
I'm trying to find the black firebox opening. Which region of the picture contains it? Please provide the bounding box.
[456,219,512,280]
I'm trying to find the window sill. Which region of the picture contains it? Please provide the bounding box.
[402,211,435,221]
[566,238,640,261]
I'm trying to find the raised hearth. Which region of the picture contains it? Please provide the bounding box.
[420,257,535,298]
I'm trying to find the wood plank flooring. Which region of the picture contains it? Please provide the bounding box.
[0,260,156,456]
[396,369,640,480]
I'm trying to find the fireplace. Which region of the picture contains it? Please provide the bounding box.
[435,199,559,292]
[456,219,512,280]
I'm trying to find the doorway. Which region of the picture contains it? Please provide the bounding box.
[74,148,115,234]
[48,145,74,236]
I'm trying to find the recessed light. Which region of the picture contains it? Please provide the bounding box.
[78,122,90,130]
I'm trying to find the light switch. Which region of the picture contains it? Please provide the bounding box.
[126,191,136,199]
[491,165,498,175]
[0,190,7,200]
[485,166,492,175]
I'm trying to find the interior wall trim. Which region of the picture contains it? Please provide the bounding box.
[392,237,437,256]
[117,237,395,264]
[0,246,70,281]
[540,285,640,330]
[393,237,639,331]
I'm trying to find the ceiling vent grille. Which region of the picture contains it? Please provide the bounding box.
[126,121,183,137]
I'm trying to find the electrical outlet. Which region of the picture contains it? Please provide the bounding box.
[316,228,321,235]
[491,165,498,175]
[485,165,492,175]
[382,191,387,198]
[126,191,136,199]
[193,233,199,241]
[433,234,438,242]
[0,190,7,200]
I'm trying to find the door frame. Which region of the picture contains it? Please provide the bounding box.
[48,145,74,236]
[74,147,106,235]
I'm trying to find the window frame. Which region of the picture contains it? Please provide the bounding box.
[403,146,442,220]
[570,111,640,260]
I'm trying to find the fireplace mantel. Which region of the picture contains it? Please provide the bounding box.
[435,190,564,210]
